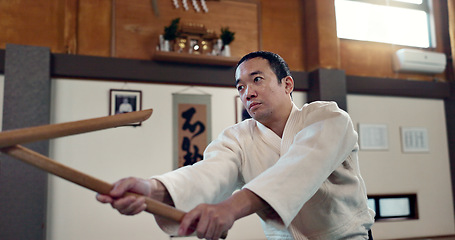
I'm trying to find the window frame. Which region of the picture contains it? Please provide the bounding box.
[368,194,419,221]
[335,0,436,48]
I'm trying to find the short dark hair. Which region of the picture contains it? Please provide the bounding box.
[236,51,291,83]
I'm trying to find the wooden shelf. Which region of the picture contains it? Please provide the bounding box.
[153,51,239,67]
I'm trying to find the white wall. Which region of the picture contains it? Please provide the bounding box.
[47,78,306,240]
[348,95,455,239]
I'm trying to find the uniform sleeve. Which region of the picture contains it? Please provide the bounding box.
[152,125,246,213]
[243,102,359,227]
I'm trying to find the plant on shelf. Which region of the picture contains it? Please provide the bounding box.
[164,18,181,41]
[220,27,235,46]
[220,27,235,57]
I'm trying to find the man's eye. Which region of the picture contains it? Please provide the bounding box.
[237,85,244,91]
[254,77,262,82]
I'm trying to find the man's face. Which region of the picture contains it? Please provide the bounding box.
[235,58,291,124]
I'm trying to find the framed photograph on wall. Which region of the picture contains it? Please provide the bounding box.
[235,96,251,123]
[109,89,142,126]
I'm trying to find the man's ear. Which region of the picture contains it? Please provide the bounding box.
[283,76,294,94]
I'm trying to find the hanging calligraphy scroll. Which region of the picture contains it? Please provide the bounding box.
[173,94,211,169]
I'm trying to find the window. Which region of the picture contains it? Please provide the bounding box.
[335,0,434,48]
[368,194,418,221]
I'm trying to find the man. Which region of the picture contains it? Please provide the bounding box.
[97,51,375,239]
[117,97,133,113]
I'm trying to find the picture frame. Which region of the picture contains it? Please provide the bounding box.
[235,96,251,123]
[367,194,418,221]
[358,123,389,150]
[109,89,142,126]
[400,127,429,153]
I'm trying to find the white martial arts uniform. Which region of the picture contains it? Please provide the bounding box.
[154,101,375,239]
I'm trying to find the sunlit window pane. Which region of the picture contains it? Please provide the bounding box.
[393,0,422,4]
[379,198,411,217]
[367,198,376,211]
[335,0,430,48]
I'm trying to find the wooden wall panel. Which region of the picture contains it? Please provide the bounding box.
[260,0,305,71]
[303,0,340,72]
[0,0,452,81]
[0,0,111,56]
[113,0,260,60]
[77,0,112,56]
[64,0,78,54]
[0,0,66,53]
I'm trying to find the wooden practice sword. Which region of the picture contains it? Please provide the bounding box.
[0,109,154,148]
[1,144,186,222]
[0,109,185,221]
[0,109,227,238]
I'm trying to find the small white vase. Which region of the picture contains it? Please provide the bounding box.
[221,45,231,57]
[162,40,170,52]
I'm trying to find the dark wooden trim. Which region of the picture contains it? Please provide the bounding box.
[367,193,419,221]
[445,82,455,216]
[439,0,455,82]
[292,71,309,91]
[51,53,310,90]
[153,51,239,66]
[346,75,451,99]
[51,53,238,87]
[308,68,347,111]
[393,235,455,240]
[2,50,452,99]
[1,50,309,90]
[440,0,455,222]
[0,49,5,73]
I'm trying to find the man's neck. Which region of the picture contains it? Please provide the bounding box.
[260,101,293,138]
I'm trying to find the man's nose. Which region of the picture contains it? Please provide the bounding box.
[245,85,257,100]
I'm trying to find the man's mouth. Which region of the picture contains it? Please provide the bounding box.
[249,102,260,110]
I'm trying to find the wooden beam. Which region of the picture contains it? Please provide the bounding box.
[0,49,4,73]
[64,0,79,54]
[303,0,340,71]
[261,0,305,70]
[449,0,455,80]
[2,48,452,98]
[308,68,347,111]
[445,82,455,218]
[347,75,451,99]
[77,0,112,57]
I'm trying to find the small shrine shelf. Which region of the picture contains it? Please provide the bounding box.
[153,51,239,67]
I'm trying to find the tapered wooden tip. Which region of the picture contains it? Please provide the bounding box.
[0,109,153,147]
